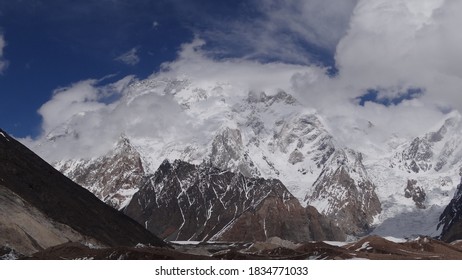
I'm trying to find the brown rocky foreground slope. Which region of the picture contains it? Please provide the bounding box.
[19,235,462,260]
[0,129,166,256]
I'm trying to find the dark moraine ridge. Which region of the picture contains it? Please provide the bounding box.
[0,128,166,249]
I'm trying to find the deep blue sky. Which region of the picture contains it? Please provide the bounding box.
[0,0,337,138]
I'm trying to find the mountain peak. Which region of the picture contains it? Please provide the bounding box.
[246,90,299,107]
[25,72,462,241]
[124,159,345,242]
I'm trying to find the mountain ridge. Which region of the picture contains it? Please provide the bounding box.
[0,128,166,255]
[25,76,462,240]
[124,159,345,242]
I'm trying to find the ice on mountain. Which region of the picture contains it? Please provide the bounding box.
[29,74,462,240]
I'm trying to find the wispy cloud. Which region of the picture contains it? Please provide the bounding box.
[115,47,140,66]
[189,0,358,65]
[152,21,159,29]
[253,0,359,51]
[24,0,462,161]
[26,39,322,161]
[0,32,9,74]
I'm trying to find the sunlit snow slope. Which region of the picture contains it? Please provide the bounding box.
[30,75,462,239]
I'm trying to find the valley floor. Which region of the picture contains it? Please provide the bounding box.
[6,235,462,260]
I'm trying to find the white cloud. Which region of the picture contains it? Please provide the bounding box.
[284,0,462,148]
[335,0,462,110]
[38,80,105,132]
[198,0,358,64]
[255,0,359,51]
[28,39,328,161]
[159,38,323,93]
[25,0,462,161]
[0,33,9,74]
[115,47,140,66]
[31,74,190,161]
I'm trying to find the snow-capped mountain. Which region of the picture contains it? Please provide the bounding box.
[393,111,462,174]
[29,75,462,240]
[365,112,462,238]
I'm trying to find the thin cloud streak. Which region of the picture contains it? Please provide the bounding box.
[0,33,9,74]
[22,0,462,162]
[179,0,358,65]
[115,47,140,66]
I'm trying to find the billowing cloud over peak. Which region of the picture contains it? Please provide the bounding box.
[336,0,462,111]
[16,0,462,167]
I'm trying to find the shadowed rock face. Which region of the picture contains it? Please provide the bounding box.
[405,179,426,209]
[124,159,345,243]
[304,205,346,241]
[439,178,462,242]
[0,185,101,255]
[0,129,166,255]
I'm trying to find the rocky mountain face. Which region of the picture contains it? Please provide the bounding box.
[365,112,462,238]
[307,149,381,235]
[438,178,462,242]
[404,179,426,209]
[56,136,145,210]
[0,129,165,256]
[30,76,462,241]
[124,159,345,242]
[50,79,381,239]
[393,112,462,174]
[0,184,97,256]
[209,127,260,178]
